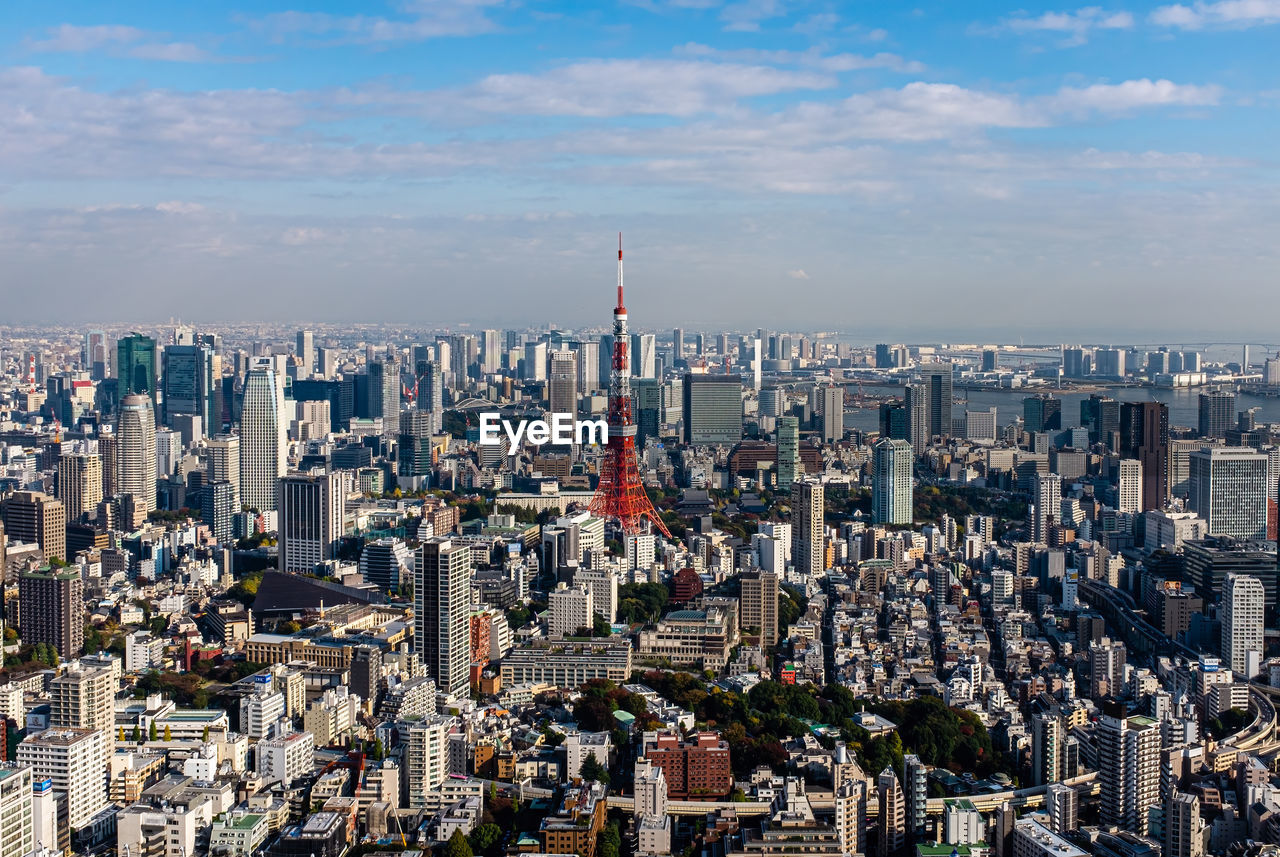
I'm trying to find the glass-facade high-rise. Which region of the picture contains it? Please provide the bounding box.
[116,333,157,407]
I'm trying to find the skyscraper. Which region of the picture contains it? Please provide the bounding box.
[672,328,684,365]
[240,365,285,513]
[1031,473,1062,544]
[630,334,657,379]
[481,329,501,375]
[776,416,800,490]
[877,767,905,857]
[19,566,84,658]
[821,386,843,443]
[1097,704,1160,836]
[206,434,241,507]
[1030,713,1062,787]
[739,570,779,649]
[4,491,67,568]
[116,333,157,406]
[161,343,216,431]
[873,439,913,525]
[296,329,314,376]
[1199,390,1236,439]
[1190,446,1267,540]
[1117,459,1143,514]
[1221,574,1264,676]
[793,479,824,577]
[57,452,102,524]
[1083,394,1120,448]
[1166,791,1204,857]
[277,470,346,573]
[397,410,435,489]
[1023,394,1062,434]
[117,394,157,524]
[573,340,599,397]
[415,538,472,696]
[682,375,743,445]
[920,363,953,439]
[368,359,401,436]
[549,350,578,415]
[904,384,930,454]
[1120,401,1169,510]
[83,330,109,381]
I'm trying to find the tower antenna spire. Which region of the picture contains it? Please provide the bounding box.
[616,232,624,311]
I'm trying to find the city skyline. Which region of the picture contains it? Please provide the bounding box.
[3,1,1279,333]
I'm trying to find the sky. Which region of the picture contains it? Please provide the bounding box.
[2,0,1279,339]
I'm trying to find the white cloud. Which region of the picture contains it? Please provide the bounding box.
[451,59,836,117]
[985,7,1134,45]
[720,0,787,31]
[27,24,223,62]
[675,43,925,73]
[1150,0,1280,29]
[253,0,503,43]
[1049,78,1222,113]
[787,268,810,279]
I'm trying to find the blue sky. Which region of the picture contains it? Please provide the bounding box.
[2,0,1279,337]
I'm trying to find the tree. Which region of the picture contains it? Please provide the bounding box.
[163,725,172,741]
[579,751,610,786]
[202,726,210,742]
[118,727,126,742]
[132,724,141,742]
[468,823,503,857]
[591,613,612,638]
[443,829,474,857]
[148,720,157,742]
[597,821,621,857]
[371,738,385,761]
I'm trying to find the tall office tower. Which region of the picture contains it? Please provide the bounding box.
[630,333,657,379]
[417,361,443,433]
[277,470,345,573]
[397,410,435,488]
[57,453,102,524]
[981,348,998,372]
[682,375,743,444]
[1221,574,1264,676]
[877,767,906,857]
[449,334,476,385]
[776,416,800,490]
[589,238,672,539]
[1166,792,1204,857]
[549,350,578,415]
[695,332,706,357]
[19,567,84,658]
[739,570,779,648]
[317,346,338,379]
[1045,783,1078,835]
[759,387,784,419]
[821,385,844,442]
[1119,402,1169,510]
[206,434,241,506]
[920,364,953,439]
[793,479,824,577]
[873,439,914,525]
[1117,459,1143,514]
[117,393,157,523]
[1097,703,1160,835]
[1030,473,1062,544]
[116,333,157,405]
[904,384,930,454]
[1082,394,1121,447]
[752,337,762,390]
[1023,394,1062,434]
[1094,348,1126,378]
[481,329,501,374]
[1030,713,1062,786]
[360,538,413,593]
[17,728,106,835]
[83,330,109,380]
[633,378,662,449]
[98,431,118,498]
[367,359,401,436]
[1190,446,1267,540]
[295,329,314,375]
[161,343,216,430]
[672,328,684,365]
[405,716,453,807]
[240,365,285,512]
[903,755,928,842]
[203,480,236,545]
[4,491,67,565]
[1089,638,1127,699]
[1199,390,1236,438]
[415,538,472,696]
[522,341,548,381]
[573,340,599,396]
[1061,346,1090,378]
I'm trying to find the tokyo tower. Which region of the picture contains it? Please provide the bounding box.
[589,235,672,539]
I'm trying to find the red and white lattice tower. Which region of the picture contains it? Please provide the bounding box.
[589,235,672,538]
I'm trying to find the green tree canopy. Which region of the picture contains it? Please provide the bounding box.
[443,829,474,857]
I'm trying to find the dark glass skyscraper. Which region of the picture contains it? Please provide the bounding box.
[1120,401,1169,511]
[161,344,216,430]
[116,333,157,407]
